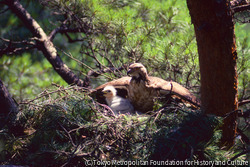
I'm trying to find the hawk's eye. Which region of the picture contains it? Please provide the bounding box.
[107,90,111,92]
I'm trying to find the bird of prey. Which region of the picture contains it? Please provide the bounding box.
[102,85,135,115]
[126,63,200,111]
[92,63,200,112]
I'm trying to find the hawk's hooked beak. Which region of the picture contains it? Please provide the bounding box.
[127,69,132,76]
[102,90,110,94]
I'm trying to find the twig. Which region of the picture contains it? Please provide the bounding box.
[230,149,250,161]
[49,26,88,42]
[232,4,250,13]
[60,49,112,79]
[0,38,36,56]
[0,6,9,14]
[58,122,76,147]
[19,85,89,104]
[239,99,250,106]
[94,101,117,118]
[87,66,125,78]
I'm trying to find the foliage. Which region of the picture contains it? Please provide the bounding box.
[0,0,248,100]
[0,86,247,166]
[150,112,222,161]
[235,23,249,101]
[0,53,67,101]
[1,0,200,94]
[0,0,249,166]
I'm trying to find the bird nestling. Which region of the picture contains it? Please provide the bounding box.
[102,85,135,115]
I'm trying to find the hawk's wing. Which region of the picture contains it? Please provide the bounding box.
[94,76,131,90]
[90,77,131,104]
[148,76,200,107]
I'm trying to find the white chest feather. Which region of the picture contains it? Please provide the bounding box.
[105,96,134,115]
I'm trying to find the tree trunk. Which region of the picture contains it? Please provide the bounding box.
[3,0,89,87]
[0,79,18,129]
[187,0,238,147]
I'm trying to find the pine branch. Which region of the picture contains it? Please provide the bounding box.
[239,99,250,106]
[232,4,250,13]
[49,27,88,41]
[0,38,35,56]
[3,0,89,87]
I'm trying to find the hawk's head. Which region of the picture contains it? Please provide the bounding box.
[127,63,148,81]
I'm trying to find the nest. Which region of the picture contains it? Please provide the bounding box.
[0,85,247,166]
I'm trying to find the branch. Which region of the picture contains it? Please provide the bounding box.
[0,38,35,56]
[19,85,88,105]
[230,0,250,13]
[232,4,250,13]
[64,33,86,43]
[0,6,9,14]
[3,0,89,87]
[49,27,87,41]
[87,66,126,78]
[239,99,250,106]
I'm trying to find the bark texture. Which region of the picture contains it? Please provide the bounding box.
[187,0,238,147]
[0,79,18,129]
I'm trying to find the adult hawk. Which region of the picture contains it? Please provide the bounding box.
[92,63,200,112]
